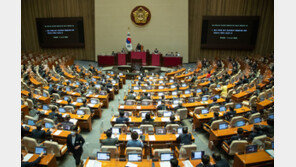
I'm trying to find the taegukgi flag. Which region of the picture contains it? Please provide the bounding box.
[126,32,132,51]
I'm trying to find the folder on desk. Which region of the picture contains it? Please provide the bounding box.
[119,106,124,109]
[182,160,193,167]
[161,118,170,122]
[136,106,141,109]
[160,161,171,167]
[57,100,63,103]
[125,162,138,167]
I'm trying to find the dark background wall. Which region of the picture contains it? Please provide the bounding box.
[189,0,274,62]
[21,0,95,60]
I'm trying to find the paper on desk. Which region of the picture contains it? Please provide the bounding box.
[160,161,171,167]
[57,100,63,103]
[72,102,77,105]
[23,153,33,162]
[172,104,178,108]
[182,160,194,167]
[149,135,156,141]
[70,119,78,125]
[53,130,62,135]
[175,134,179,138]
[126,134,131,140]
[142,90,146,92]
[86,160,102,167]
[161,117,170,122]
[113,117,117,121]
[94,95,99,98]
[136,106,141,109]
[111,134,119,138]
[72,92,76,95]
[88,104,95,107]
[125,162,138,167]
[129,118,131,122]
[119,105,124,109]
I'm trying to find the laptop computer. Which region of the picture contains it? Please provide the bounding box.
[185,90,190,94]
[202,97,208,101]
[253,117,262,123]
[35,146,47,154]
[159,86,164,89]
[155,127,166,135]
[268,114,274,119]
[172,91,177,96]
[219,123,228,130]
[236,120,245,127]
[220,106,226,112]
[76,98,83,103]
[58,107,66,113]
[177,127,183,134]
[91,99,98,104]
[42,105,49,110]
[201,109,209,114]
[163,111,172,117]
[160,153,174,161]
[196,89,202,93]
[45,122,54,129]
[171,85,176,89]
[191,151,204,160]
[28,120,36,126]
[235,103,242,109]
[95,85,101,89]
[97,152,111,161]
[246,145,258,154]
[42,92,48,97]
[76,109,85,115]
[112,127,121,134]
[132,128,143,135]
[128,153,142,162]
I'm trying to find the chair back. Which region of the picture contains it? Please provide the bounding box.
[229,116,245,127]
[248,113,261,124]
[252,135,267,149]
[22,137,38,153]
[43,118,55,124]
[179,144,197,159]
[165,124,179,133]
[209,106,220,113]
[64,105,74,113]
[101,146,118,158]
[80,107,91,115]
[211,120,227,130]
[153,149,171,159]
[140,124,154,133]
[193,106,205,115]
[114,124,128,133]
[229,140,248,155]
[176,108,188,120]
[26,99,34,109]
[126,147,142,155]
[52,93,60,100]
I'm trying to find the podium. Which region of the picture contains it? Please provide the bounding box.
[131,52,146,66]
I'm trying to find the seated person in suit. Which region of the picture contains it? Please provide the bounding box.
[223,107,236,121]
[126,90,136,100]
[101,129,118,146]
[48,107,62,123]
[21,125,30,139]
[212,152,229,167]
[116,111,129,124]
[141,113,154,125]
[208,97,218,109]
[140,92,150,101]
[174,102,184,111]
[126,131,143,148]
[29,104,41,120]
[170,158,180,167]
[176,127,192,148]
[165,115,177,126]
[196,155,214,167]
[226,128,245,145]
[31,124,51,143]
[261,118,274,138]
[157,101,167,110]
[207,111,220,126]
[21,152,44,167]
[249,125,264,140]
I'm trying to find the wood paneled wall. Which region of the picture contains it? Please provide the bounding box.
[189,0,274,62]
[21,0,95,61]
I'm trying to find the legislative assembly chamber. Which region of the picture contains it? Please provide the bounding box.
[20,0,274,167]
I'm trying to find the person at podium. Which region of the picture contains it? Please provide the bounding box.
[136,43,141,52]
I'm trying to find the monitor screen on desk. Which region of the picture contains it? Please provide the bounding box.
[191,151,204,160]
[188,97,195,103]
[59,107,66,113]
[246,145,258,154]
[63,124,72,131]
[35,146,47,154]
[97,152,111,161]
[202,97,208,101]
[268,114,274,119]
[42,105,49,110]
[158,92,164,97]
[163,111,172,117]
[272,141,274,149]
[220,106,226,112]
[128,153,142,162]
[185,90,190,94]
[28,120,36,126]
[181,84,187,87]
[45,122,53,129]
[64,96,70,101]
[253,117,261,123]
[235,103,242,109]
[260,97,265,102]
[219,123,228,130]
[217,85,221,88]
[126,101,134,106]
[99,91,107,95]
[142,101,150,106]
[177,127,183,134]
[156,127,166,135]
[169,79,174,83]
[159,80,164,84]
[172,91,177,96]
[236,120,245,127]
[91,99,98,104]
[132,128,143,135]
[42,92,48,97]
[196,89,202,93]
[112,127,121,134]
[76,109,85,115]
[76,98,83,103]
[92,78,96,82]
[159,86,164,89]
[201,109,209,114]
[173,100,179,105]
[214,95,220,99]
[95,85,101,89]
[66,87,70,92]
[160,153,174,161]
[171,85,176,89]
[134,86,139,90]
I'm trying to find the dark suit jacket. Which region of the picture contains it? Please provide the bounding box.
[196,163,214,167]
[116,117,129,124]
[214,159,230,167]
[31,129,51,142]
[66,134,85,154]
[126,94,136,100]
[21,157,41,167]
[157,105,167,110]
[177,133,192,145]
[227,134,244,145]
[101,137,118,146]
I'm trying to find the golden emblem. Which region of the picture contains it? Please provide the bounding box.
[131,6,151,26]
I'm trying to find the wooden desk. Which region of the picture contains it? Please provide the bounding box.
[192,106,251,129]
[110,116,180,126]
[30,77,42,86]
[84,157,214,167]
[212,83,236,94]
[166,68,186,76]
[233,150,274,167]
[33,94,51,104]
[232,87,256,102]
[21,105,29,116]
[208,121,268,147]
[86,94,109,108]
[22,153,57,167]
[257,98,274,111]
[183,98,226,112]
[118,105,156,112]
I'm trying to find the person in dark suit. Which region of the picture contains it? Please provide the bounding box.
[101,129,118,146]
[226,128,245,145]
[223,107,236,121]
[165,115,177,126]
[196,155,214,167]
[261,118,274,138]
[48,107,62,123]
[174,102,184,111]
[21,125,30,139]
[157,101,167,110]
[207,111,220,126]
[31,124,51,143]
[141,113,154,125]
[249,125,264,140]
[140,92,150,101]
[21,152,44,167]
[212,152,229,167]
[66,127,85,167]
[126,90,136,100]
[176,127,192,148]
[208,97,218,109]
[170,158,180,167]
[116,111,129,124]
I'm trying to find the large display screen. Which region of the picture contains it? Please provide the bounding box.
[201,16,259,49]
[36,17,85,48]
